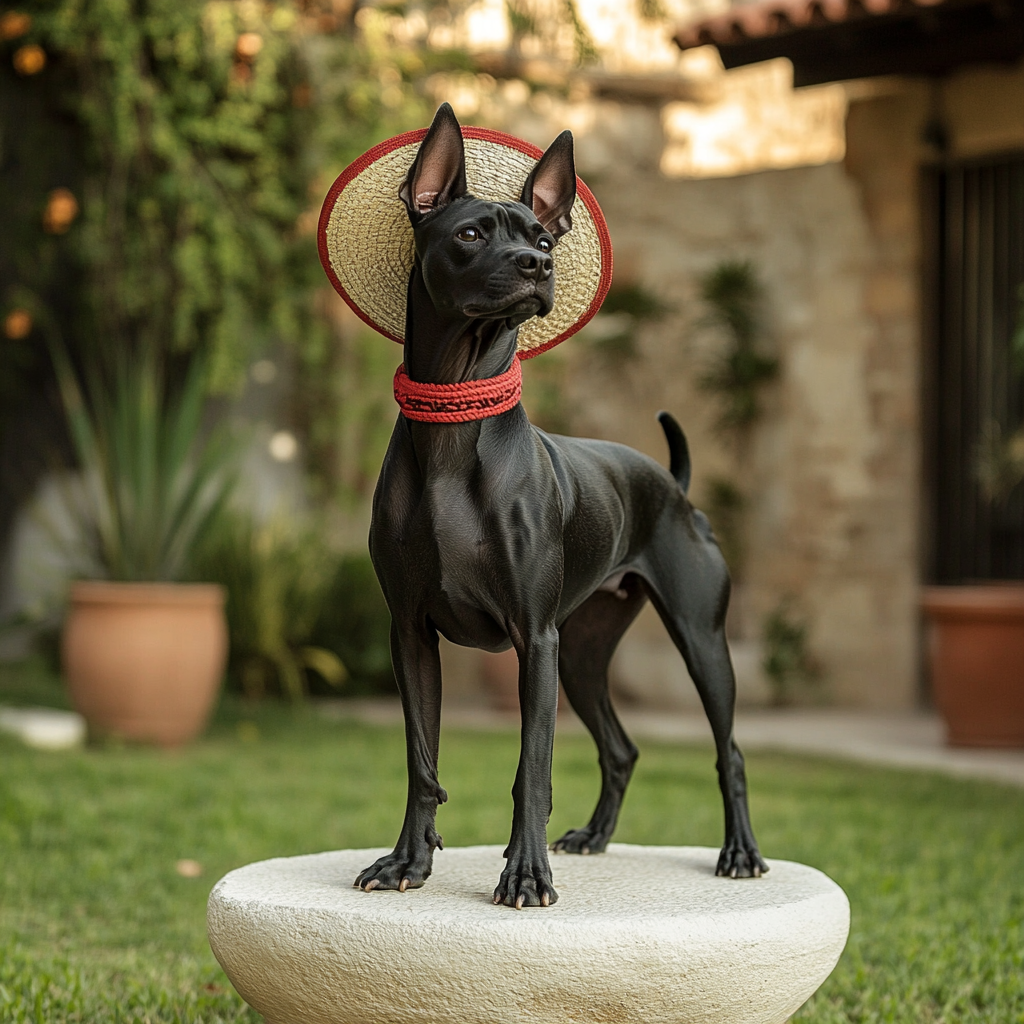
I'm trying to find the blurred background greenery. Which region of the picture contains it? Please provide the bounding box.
[0,0,489,697]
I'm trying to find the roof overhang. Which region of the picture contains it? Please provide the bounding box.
[674,0,1024,87]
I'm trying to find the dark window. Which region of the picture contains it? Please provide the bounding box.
[925,154,1024,582]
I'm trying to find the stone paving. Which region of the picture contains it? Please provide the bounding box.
[323,699,1024,788]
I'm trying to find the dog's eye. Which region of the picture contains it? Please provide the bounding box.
[537,236,553,253]
[456,227,479,242]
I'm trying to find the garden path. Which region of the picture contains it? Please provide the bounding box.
[322,699,1024,788]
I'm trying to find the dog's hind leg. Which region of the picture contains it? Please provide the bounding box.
[355,618,447,892]
[551,574,646,855]
[639,519,768,879]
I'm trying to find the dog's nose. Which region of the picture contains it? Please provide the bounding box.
[513,249,553,281]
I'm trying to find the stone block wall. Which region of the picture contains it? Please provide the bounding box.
[389,54,1024,713]
[494,81,928,709]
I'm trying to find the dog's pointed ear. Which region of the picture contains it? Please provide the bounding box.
[399,103,468,222]
[520,130,576,240]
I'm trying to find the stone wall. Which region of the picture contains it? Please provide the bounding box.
[553,153,922,710]
[415,88,913,709]
[412,56,1024,713]
[385,39,1024,711]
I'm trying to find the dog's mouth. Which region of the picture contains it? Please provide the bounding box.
[462,292,551,323]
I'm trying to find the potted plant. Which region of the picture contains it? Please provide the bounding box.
[52,344,236,745]
[921,318,1024,748]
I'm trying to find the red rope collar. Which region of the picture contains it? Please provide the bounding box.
[393,357,522,423]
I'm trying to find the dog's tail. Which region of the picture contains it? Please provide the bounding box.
[657,411,691,495]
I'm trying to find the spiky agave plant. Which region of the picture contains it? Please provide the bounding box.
[48,342,236,582]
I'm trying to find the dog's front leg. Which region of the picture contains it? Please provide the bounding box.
[494,626,560,909]
[355,620,446,892]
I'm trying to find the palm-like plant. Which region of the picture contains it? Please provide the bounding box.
[48,343,236,582]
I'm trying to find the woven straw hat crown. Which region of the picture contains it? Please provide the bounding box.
[318,122,612,358]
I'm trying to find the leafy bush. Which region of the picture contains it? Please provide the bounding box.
[193,514,394,700]
[762,598,820,707]
[696,260,778,442]
[1,0,320,392]
[311,553,394,698]
[192,514,346,701]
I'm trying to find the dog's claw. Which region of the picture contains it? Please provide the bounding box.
[550,826,610,856]
[493,852,558,909]
[355,846,436,893]
[716,841,769,879]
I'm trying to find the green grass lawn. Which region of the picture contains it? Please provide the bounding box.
[2,658,1023,1023]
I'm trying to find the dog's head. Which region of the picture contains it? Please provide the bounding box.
[399,103,577,327]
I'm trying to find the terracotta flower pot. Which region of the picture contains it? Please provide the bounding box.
[921,585,1024,748]
[63,581,228,746]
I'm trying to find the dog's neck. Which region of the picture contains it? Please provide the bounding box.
[403,264,519,385]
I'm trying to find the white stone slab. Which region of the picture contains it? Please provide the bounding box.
[208,844,849,1024]
[0,706,86,749]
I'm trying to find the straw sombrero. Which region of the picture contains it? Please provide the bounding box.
[318,126,613,359]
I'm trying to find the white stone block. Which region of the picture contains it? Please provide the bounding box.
[208,844,849,1024]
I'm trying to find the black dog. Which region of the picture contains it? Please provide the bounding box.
[356,103,767,908]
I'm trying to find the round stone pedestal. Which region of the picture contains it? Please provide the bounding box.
[208,845,849,1024]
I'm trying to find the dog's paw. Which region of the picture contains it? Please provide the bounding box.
[492,853,558,909]
[550,826,609,856]
[354,842,437,893]
[715,841,769,879]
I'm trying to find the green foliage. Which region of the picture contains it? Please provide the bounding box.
[1012,281,1024,377]
[191,512,346,701]
[976,281,1024,504]
[0,0,453,504]
[696,260,778,441]
[505,0,539,39]
[298,318,402,506]
[502,0,596,65]
[1,0,318,392]
[520,347,573,434]
[762,598,820,707]
[601,282,671,322]
[704,474,746,575]
[577,281,669,363]
[976,421,1024,504]
[637,0,667,20]
[311,553,395,696]
[2,656,1024,1022]
[48,342,236,582]
[562,0,598,65]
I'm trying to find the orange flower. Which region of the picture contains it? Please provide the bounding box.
[43,188,79,234]
[0,11,31,39]
[235,32,263,59]
[3,309,32,340]
[13,43,45,75]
